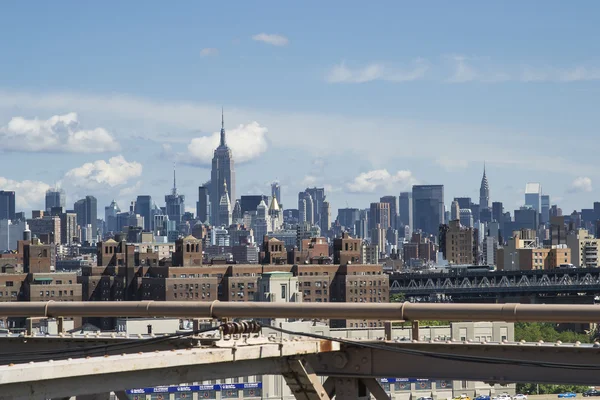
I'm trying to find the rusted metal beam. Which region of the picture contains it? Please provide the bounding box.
[0,301,600,322]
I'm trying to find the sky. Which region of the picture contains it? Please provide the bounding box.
[1,1,600,218]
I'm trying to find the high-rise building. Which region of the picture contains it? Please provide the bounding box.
[525,183,542,213]
[368,202,390,234]
[459,209,474,228]
[337,208,360,230]
[165,167,185,225]
[74,196,97,242]
[541,195,550,224]
[271,182,281,206]
[210,111,235,227]
[399,192,413,234]
[218,181,232,227]
[320,201,331,232]
[492,202,504,223]
[298,192,315,225]
[196,185,210,223]
[442,220,477,265]
[479,165,490,209]
[135,195,153,232]
[380,196,398,230]
[514,206,539,231]
[412,185,444,236]
[45,188,66,211]
[105,200,120,233]
[0,191,16,221]
[304,188,325,228]
[450,200,460,221]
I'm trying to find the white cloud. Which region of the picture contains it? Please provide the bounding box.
[200,48,219,57]
[0,177,50,210]
[63,155,143,190]
[184,121,268,165]
[346,169,417,193]
[446,55,510,83]
[447,55,600,83]
[435,156,469,171]
[252,33,289,47]
[0,90,594,179]
[326,59,428,83]
[521,66,600,82]
[0,112,119,153]
[569,177,593,193]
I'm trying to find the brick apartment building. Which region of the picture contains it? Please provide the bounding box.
[0,233,388,331]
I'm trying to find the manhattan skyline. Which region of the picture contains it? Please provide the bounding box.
[1,1,599,214]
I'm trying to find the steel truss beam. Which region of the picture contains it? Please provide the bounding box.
[0,340,338,399]
[309,342,600,385]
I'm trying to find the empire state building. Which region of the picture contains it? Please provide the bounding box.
[210,110,235,226]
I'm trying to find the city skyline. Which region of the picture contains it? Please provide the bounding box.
[1,2,599,214]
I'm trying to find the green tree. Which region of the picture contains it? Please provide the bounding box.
[390,293,406,303]
[515,322,591,344]
[516,383,589,395]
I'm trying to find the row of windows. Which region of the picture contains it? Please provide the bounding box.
[230,291,255,299]
[39,290,74,297]
[0,291,18,297]
[350,297,385,303]
[349,289,385,295]
[173,292,211,299]
[174,283,211,290]
[302,281,329,288]
[231,283,255,289]
[348,280,384,286]
[298,271,330,276]
[349,321,384,328]
[303,289,328,295]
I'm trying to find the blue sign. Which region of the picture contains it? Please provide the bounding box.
[126,383,262,394]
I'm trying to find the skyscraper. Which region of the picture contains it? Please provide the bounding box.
[450,200,460,221]
[492,202,504,223]
[298,192,315,225]
[165,167,185,225]
[399,192,413,234]
[380,196,398,230]
[271,182,281,205]
[210,110,235,227]
[337,208,360,230]
[320,201,331,232]
[105,200,120,233]
[218,181,232,227]
[525,183,542,213]
[74,196,97,242]
[45,188,66,211]
[196,185,210,223]
[304,187,325,228]
[479,164,490,209]
[541,195,550,224]
[412,185,444,237]
[0,191,16,221]
[135,195,153,232]
[369,202,390,233]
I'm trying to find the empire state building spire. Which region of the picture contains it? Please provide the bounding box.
[220,107,226,147]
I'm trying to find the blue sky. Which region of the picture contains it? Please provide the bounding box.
[1,1,599,218]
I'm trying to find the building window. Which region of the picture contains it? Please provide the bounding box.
[281,285,287,300]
